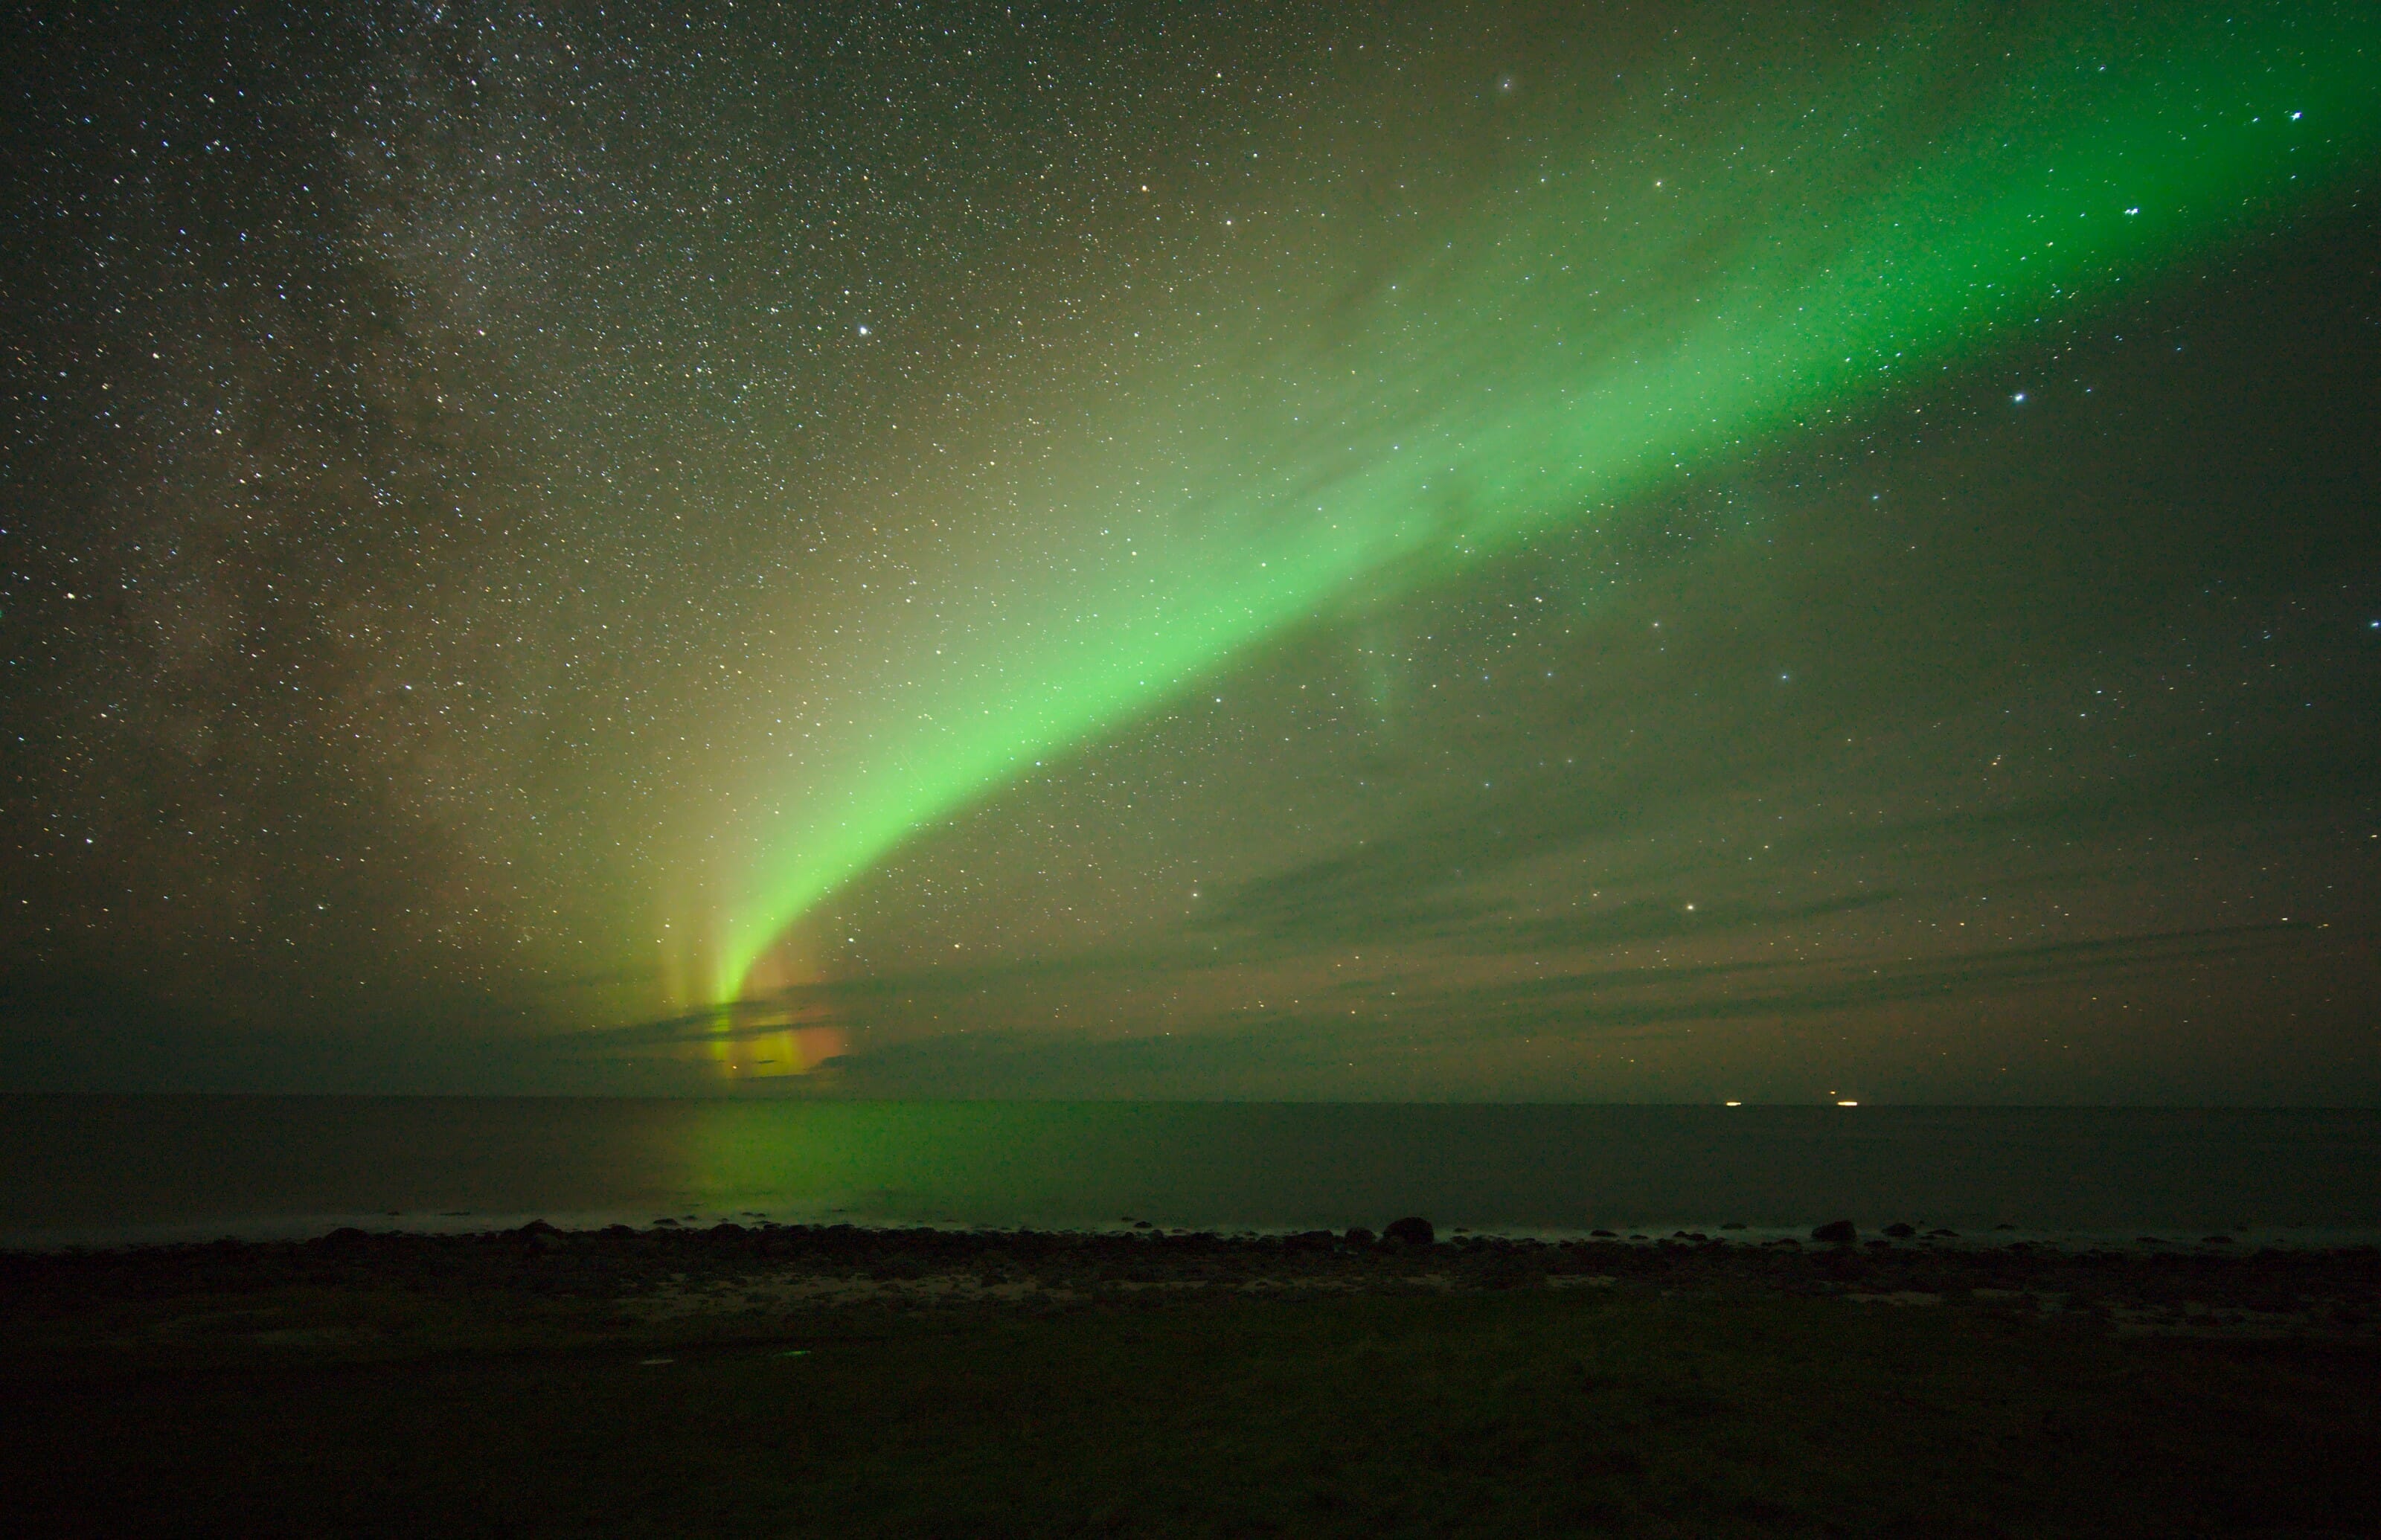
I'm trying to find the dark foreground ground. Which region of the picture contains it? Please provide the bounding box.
[4,1223,2377,1538]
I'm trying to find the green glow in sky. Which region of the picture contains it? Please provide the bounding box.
[708,6,2380,1004]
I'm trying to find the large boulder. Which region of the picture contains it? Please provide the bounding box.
[1382,1216,1437,1247]
[1811,1219,1858,1245]
[514,1219,569,1252]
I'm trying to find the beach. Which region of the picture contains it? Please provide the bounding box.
[5,1220,2376,1536]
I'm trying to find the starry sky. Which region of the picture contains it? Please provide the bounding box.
[4,1,2378,1100]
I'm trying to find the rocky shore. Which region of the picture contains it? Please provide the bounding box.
[8,1216,2375,1346]
[9,1216,2380,1537]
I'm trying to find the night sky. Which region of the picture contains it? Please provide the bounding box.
[5,1,2377,1100]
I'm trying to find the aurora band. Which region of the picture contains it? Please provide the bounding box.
[704,4,2381,1008]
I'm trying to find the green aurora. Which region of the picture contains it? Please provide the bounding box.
[704,4,2381,1007]
[9,0,2380,1099]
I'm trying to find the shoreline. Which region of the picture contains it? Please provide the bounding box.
[8,1215,2377,1345]
[12,1208,2380,1256]
[10,1218,2377,1536]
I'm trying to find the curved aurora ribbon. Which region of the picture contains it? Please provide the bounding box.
[709,4,2381,1006]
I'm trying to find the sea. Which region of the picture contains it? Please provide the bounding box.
[4,1096,2377,1251]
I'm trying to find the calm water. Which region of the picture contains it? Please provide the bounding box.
[4,1096,2378,1248]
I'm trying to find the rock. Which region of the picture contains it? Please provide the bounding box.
[513,1219,568,1251]
[1589,1229,1618,1238]
[1812,1219,1858,1245]
[1482,1256,1543,1289]
[1382,1216,1436,1247]
[1342,1227,1375,1246]
[1882,1222,1917,1239]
